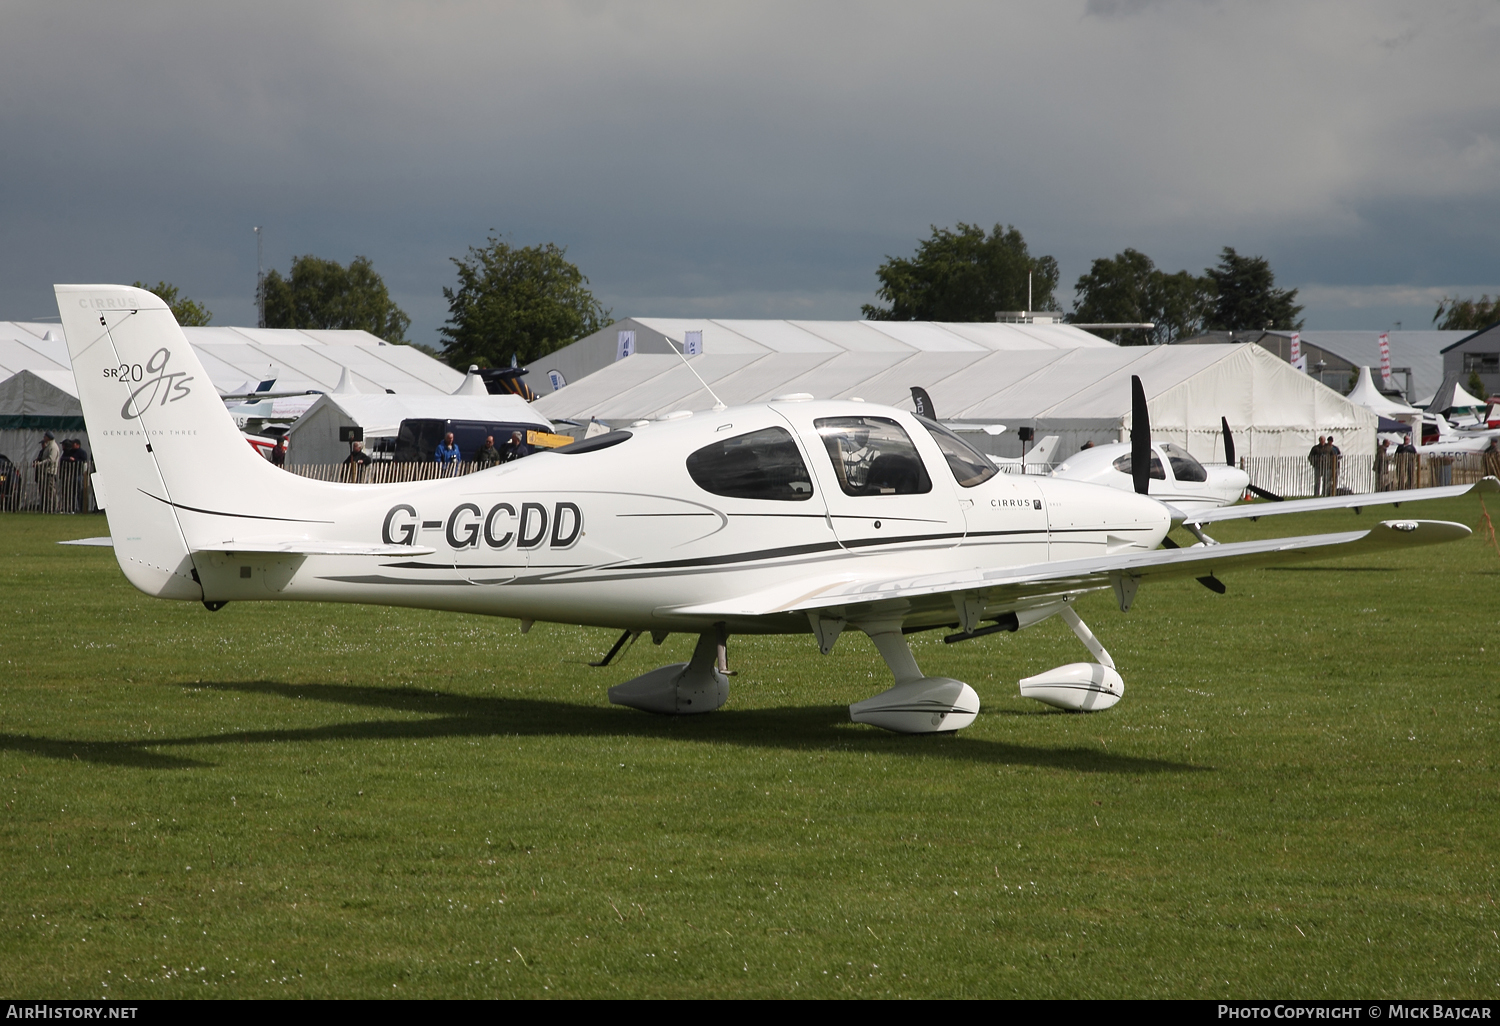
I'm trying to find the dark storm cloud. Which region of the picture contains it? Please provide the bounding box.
[1,1,1497,339]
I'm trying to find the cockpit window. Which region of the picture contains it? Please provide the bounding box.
[1112,450,1166,480]
[915,416,998,488]
[686,426,814,501]
[814,417,932,496]
[1160,442,1208,483]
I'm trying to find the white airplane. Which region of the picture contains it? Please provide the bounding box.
[1048,435,1251,513]
[1419,413,1500,454]
[57,285,1495,735]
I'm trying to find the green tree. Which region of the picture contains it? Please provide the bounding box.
[1069,248,1212,345]
[862,222,1059,321]
[261,255,411,343]
[439,237,609,369]
[132,281,212,326]
[1202,247,1302,331]
[1433,295,1499,331]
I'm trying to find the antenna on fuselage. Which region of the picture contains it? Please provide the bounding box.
[664,332,727,412]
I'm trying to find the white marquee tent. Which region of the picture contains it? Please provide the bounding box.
[529,317,1114,396]
[533,339,1379,461]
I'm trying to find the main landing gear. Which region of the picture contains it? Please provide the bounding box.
[608,626,731,715]
[605,602,1124,732]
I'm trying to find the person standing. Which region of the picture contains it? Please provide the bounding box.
[32,432,60,512]
[435,432,461,465]
[1308,436,1327,498]
[1374,438,1391,492]
[1395,436,1418,489]
[60,438,90,512]
[1327,435,1342,495]
[270,437,288,467]
[343,440,372,482]
[474,434,503,467]
[501,430,531,463]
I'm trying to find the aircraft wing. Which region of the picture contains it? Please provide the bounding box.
[1181,477,1499,526]
[667,519,1468,620]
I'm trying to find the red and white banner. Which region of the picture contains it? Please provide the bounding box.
[1289,332,1301,364]
[1379,332,1391,387]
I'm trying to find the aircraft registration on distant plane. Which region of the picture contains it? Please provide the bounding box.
[57,285,1496,734]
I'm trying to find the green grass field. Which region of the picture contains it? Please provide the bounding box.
[1,503,1497,999]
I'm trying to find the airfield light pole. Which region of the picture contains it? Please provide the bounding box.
[254,226,265,328]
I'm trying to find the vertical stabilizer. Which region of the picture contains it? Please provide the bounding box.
[55,284,293,599]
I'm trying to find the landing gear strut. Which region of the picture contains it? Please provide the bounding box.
[608,626,730,715]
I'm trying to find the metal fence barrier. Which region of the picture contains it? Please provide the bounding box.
[284,462,487,484]
[1243,453,1496,498]
[0,461,97,513]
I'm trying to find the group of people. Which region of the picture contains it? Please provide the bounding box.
[434,431,531,467]
[1373,436,1421,491]
[29,432,91,512]
[1307,435,1343,496]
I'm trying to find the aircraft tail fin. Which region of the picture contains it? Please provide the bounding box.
[55,284,308,599]
[1028,435,1061,466]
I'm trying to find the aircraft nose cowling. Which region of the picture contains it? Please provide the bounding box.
[849,677,979,734]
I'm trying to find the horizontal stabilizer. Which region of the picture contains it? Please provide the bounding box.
[193,541,436,557]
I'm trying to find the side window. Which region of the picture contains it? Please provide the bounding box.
[916,416,998,488]
[1160,442,1208,483]
[814,416,933,496]
[686,427,814,501]
[1112,450,1166,480]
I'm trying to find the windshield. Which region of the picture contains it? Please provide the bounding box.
[1112,450,1166,480]
[1160,442,1208,483]
[915,416,998,488]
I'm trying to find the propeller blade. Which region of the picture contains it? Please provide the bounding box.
[1221,416,1236,466]
[1246,484,1284,502]
[1131,374,1150,495]
[910,387,936,421]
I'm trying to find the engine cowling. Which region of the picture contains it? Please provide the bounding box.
[1018,662,1123,712]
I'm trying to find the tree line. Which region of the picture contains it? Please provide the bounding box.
[136,223,1499,373]
[863,223,1303,344]
[136,236,609,370]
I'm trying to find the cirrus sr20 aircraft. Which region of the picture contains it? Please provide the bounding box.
[59,285,1497,735]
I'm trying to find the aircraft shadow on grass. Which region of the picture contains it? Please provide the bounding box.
[0,680,1208,776]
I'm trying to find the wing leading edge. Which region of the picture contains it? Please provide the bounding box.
[665,519,1469,621]
[1180,477,1499,527]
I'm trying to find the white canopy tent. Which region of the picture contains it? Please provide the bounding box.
[1422,375,1487,414]
[533,340,1379,461]
[529,317,1115,397]
[0,368,87,469]
[1346,366,1418,416]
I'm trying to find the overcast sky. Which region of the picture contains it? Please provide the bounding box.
[3,1,1497,344]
